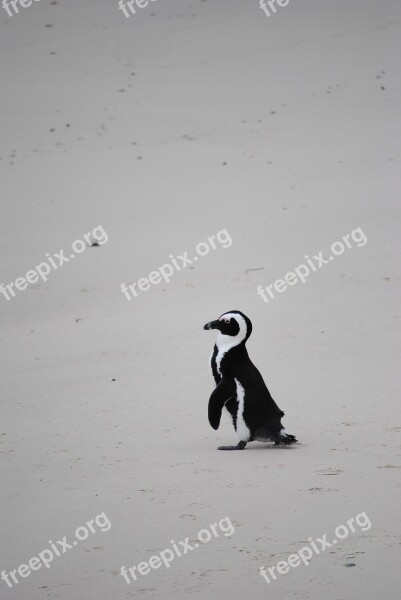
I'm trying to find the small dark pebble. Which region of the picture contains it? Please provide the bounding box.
[111,378,116,382]
[345,563,356,567]
[91,241,100,247]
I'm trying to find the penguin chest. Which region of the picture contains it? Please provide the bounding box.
[215,346,225,377]
[210,347,221,384]
[233,379,251,441]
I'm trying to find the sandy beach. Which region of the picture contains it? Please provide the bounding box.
[1,1,400,598]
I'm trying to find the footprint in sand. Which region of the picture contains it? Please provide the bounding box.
[316,469,343,476]
[308,487,338,493]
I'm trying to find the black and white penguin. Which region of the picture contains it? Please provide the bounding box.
[204,310,297,450]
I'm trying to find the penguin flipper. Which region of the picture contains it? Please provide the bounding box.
[208,377,236,430]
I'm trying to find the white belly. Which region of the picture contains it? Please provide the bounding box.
[234,379,251,442]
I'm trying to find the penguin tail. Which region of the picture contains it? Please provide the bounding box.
[275,430,297,446]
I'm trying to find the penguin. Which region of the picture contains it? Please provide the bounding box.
[204,310,297,450]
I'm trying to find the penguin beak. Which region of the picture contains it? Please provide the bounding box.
[204,320,220,331]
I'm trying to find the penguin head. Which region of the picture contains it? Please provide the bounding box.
[203,310,252,343]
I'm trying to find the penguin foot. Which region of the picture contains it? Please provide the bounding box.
[218,441,247,451]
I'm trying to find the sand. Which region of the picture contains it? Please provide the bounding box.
[1,0,400,598]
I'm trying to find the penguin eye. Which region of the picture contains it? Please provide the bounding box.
[224,318,230,324]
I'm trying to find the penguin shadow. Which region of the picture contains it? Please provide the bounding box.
[219,441,304,451]
[251,444,300,451]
